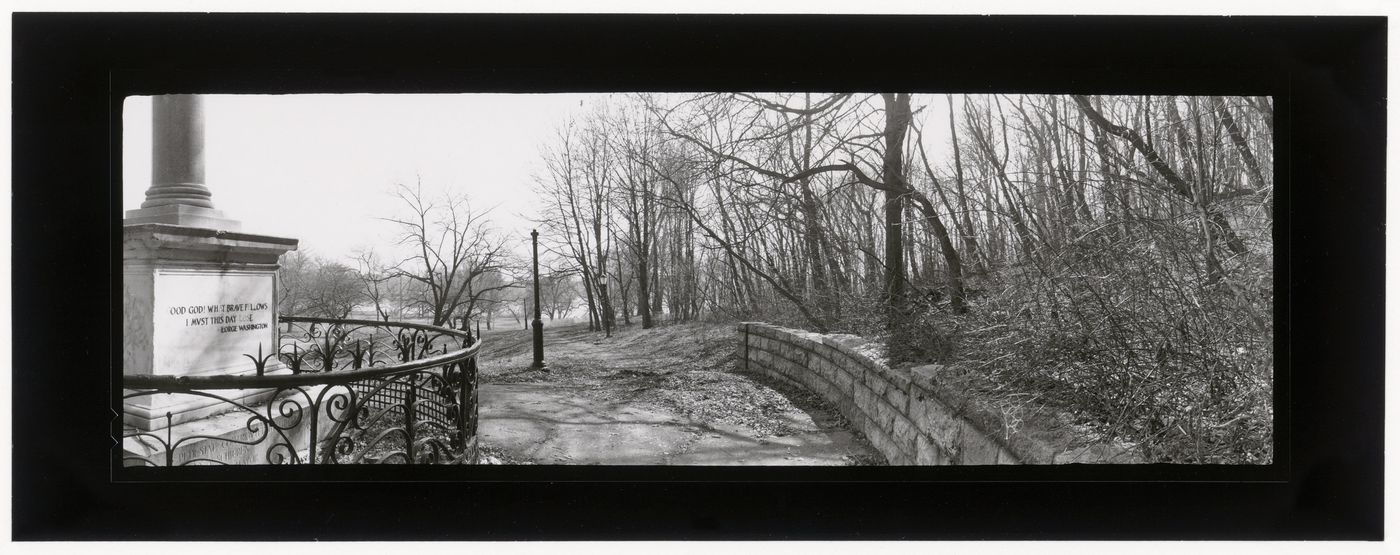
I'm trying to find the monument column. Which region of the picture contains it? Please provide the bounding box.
[145,95,211,208]
[125,94,241,230]
[123,94,298,432]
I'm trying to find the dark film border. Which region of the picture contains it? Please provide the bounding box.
[11,13,1383,540]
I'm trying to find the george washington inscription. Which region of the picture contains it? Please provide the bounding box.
[168,301,271,332]
[152,270,278,376]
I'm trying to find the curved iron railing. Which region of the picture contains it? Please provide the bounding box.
[121,316,480,466]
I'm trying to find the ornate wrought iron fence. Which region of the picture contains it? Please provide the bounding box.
[121,316,480,466]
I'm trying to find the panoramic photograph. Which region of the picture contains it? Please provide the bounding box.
[119,92,1274,467]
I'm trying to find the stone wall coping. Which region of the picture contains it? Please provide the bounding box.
[741,322,1138,464]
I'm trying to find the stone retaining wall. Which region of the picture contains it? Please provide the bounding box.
[737,322,1128,465]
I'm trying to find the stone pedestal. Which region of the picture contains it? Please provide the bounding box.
[121,92,307,467]
[123,224,298,430]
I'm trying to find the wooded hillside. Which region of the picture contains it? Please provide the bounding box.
[530,93,1274,463]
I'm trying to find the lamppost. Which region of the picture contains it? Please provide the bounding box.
[530,229,548,371]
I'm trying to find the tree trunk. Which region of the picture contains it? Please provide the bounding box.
[649,233,663,321]
[881,93,912,327]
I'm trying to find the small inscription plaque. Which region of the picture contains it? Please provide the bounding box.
[153,270,277,375]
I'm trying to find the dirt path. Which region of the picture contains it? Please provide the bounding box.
[474,321,884,465]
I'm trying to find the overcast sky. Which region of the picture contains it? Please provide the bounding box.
[123,93,957,264]
[122,93,605,263]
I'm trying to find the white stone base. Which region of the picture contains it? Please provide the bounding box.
[124,204,242,231]
[122,223,298,430]
[122,385,345,466]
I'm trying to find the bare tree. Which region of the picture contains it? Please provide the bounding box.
[536,117,612,333]
[611,108,663,328]
[352,248,394,321]
[382,180,515,326]
[649,92,954,327]
[279,249,361,319]
[277,249,311,316]
[540,271,580,320]
[302,261,360,319]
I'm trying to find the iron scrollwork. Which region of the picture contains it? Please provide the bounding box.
[121,316,481,466]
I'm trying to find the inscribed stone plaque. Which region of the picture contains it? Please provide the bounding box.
[153,269,277,376]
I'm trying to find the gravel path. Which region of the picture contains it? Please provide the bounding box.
[474,321,884,466]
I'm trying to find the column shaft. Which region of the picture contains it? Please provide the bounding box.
[142,95,213,208]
